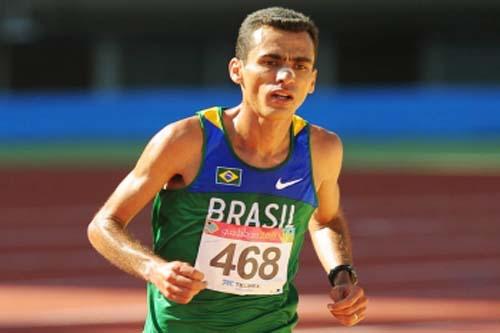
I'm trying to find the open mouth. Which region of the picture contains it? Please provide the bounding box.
[270,91,293,101]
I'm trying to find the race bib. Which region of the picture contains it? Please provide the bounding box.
[194,220,295,295]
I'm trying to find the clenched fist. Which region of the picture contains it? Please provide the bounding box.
[147,260,207,304]
[328,283,367,326]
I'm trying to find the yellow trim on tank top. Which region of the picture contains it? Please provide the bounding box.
[292,114,307,136]
[202,107,223,129]
[202,106,307,136]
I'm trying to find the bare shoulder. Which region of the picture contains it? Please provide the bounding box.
[310,124,343,163]
[150,115,201,148]
[134,115,202,179]
[93,115,203,226]
[309,124,343,187]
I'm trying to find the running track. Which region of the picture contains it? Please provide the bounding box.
[1,169,500,332]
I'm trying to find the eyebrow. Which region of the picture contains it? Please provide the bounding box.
[260,53,314,64]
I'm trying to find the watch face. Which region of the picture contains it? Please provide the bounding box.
[328,265,358,286]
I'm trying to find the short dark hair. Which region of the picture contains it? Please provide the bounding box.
[235,7,319,63]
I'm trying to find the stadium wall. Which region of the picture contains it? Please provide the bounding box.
[1,87,499,142]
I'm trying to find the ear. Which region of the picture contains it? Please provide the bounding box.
[308,69,318,94]
[228,57,243,85]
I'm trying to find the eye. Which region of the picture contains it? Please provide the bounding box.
[295,63,308,71]
[261,59,279,67]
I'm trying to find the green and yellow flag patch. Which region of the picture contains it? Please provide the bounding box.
[216,166,242,186]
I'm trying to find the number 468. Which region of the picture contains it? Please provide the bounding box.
[209,243,281,280]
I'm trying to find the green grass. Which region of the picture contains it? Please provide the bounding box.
[343,140,500,173]
[1,139,499,173]
[0,141,146,168]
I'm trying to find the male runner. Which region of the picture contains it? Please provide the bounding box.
[88,7,367,332]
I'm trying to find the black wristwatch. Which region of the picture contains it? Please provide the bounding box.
[328,264,358,287]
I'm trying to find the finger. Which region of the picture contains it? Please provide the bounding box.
[333,315,354,327]
[167,272,206,290]
[335,311,366,326]
[162,279,205,302]
[328,297,367,316]
[175,277,207,293]
[164,283,189,296]
[351,311,366,324]
[332,310,366,327]
[328,301,367,318]
[164,291,192,304]
[176,263,205,281]
[193,280,207,291]
[160,283,192,303]
[184,279,207,292]
[356,311,367,322]
[329,286,365,311]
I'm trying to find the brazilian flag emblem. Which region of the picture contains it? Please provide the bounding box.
[216,166,242,187]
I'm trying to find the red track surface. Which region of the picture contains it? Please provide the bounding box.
[1,169,500,332]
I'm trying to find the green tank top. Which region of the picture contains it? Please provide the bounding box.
[144,107,318,333]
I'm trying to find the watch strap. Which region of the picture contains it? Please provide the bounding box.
[328,264,358,286]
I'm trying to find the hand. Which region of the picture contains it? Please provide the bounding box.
[147,260,207,304]
[327,283,367,326]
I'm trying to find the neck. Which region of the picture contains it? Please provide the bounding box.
[224,104,292,166]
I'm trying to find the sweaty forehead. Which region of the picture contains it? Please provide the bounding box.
[249,26,315,60]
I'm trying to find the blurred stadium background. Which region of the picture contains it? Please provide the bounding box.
[1,1,499,332]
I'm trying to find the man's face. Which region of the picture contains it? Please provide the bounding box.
[230,26,317,120]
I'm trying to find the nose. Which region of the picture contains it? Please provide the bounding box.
[276,67,295,84]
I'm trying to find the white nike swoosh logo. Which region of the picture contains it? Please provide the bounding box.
[275,177,303,190]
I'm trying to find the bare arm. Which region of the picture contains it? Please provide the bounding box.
[87,117,206,304]
[309,126,367,326]
[309,126,351,273]
[309,186,353,276]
